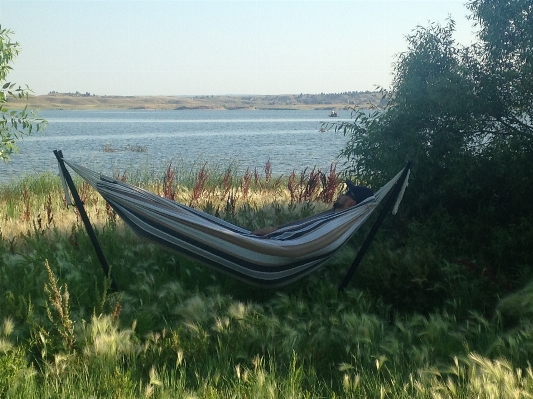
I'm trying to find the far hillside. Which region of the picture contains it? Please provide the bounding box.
[8,91,384,111]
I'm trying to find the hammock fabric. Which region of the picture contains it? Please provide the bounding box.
[58,156,409,287]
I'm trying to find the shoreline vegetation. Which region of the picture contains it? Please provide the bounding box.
[8,91,384,111]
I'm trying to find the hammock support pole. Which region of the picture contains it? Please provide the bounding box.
[53,150,118,292]
[338,161,413,291]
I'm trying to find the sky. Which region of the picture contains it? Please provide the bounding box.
[1,0,478,96]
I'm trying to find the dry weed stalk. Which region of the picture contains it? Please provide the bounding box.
[286,163,340,204]
[115,170,128,183]
[45,193,54,226]
[264,159,272,183]
[68,225,79,249]
[105,202,116,224]
[297,168,310,202]
[221,167,233,198]
[33,214,44,235]
[241,167,251,199]
[163,163,176,200]
[22,185,30,222]
[225,189,238,218]
[304,167,321,201]
[110,298,123,323]
[191,162,209,205]
[320,162,340,204]
[44,260,75,350]
[78,181,92,205]
[288,171,298,203]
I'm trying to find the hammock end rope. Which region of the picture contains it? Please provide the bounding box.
[57,156,73,206]
[392,169,410,215]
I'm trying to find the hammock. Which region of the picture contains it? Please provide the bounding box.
[56,153,410,288]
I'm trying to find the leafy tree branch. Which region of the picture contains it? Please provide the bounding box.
[329,0,532,274]
[0,25,47,162]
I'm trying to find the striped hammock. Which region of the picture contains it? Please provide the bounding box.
[59,158,409,287]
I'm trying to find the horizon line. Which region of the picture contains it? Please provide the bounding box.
[39,91,381,97]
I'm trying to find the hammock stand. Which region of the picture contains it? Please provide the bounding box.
[54,150,119,292]
[53,150,412,292]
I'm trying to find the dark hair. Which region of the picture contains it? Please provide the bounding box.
[345,179,374,203]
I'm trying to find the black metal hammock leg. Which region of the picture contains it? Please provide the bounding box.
[338,161,413,291]
[53,150,119,293]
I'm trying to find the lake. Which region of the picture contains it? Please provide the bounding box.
[1,109,352,184]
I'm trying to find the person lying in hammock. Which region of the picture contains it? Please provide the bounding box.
[252,180,374,236]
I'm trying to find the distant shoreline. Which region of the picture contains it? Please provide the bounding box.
[8,92,384,111]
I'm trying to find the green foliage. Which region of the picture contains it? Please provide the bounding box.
[0,25,46,161]
[497,280,533,324]
[467,0,533,125]
[333,1,533,289]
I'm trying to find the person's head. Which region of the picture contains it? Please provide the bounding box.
[333,180,373,211]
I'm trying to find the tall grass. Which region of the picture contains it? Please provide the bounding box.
[1,162,533,398]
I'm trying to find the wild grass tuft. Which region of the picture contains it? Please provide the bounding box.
[44,259,75,351]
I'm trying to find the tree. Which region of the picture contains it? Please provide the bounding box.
[467,0,533,140]
[0,25,46,161]
[332,0,533,273]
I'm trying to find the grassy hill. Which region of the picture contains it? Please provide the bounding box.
[8,91,383,111]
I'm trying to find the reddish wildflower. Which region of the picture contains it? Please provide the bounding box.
[22,185,30,222]
[320,162,340,204]
[288,171,297,203]
[221,167,233,198]
[264,159,272,183]
[191,162,209,205]
[304,167,321,201]
[163,163,176,200]
[241,167,251,199]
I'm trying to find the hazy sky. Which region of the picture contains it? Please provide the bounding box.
[1,0,477,96]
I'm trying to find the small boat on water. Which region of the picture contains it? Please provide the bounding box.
[329,111,338,117]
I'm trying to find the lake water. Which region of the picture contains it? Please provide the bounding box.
[1,109,352,184]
